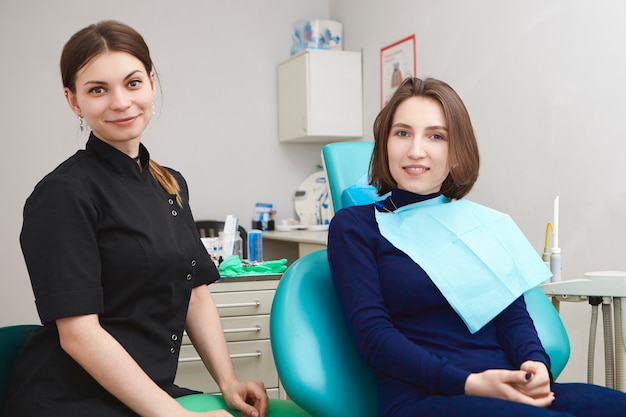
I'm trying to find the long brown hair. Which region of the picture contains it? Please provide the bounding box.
[370,77,480,200]
[61,20,182,206]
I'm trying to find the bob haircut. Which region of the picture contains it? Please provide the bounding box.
[60,20,153,92]
[370,77,480,200]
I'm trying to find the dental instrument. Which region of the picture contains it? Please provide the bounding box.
[543,222,554,277]
[550,196,562,282]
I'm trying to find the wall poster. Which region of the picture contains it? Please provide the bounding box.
[380,34,416,108]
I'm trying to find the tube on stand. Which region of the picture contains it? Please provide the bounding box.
[550,196,562,282]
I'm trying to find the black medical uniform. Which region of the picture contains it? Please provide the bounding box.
[4,133,219,416]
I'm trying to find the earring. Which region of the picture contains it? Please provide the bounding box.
[78,116,85,132]
[152,99,156,116]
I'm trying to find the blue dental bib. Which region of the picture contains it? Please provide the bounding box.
[375,195,551,333]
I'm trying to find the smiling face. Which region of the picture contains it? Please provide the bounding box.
[64,51,155,155]
[387,96,450,195]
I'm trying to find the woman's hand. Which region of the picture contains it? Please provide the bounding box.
[221,380,268,417]
[465,366,554,408]
[514,361,552,401]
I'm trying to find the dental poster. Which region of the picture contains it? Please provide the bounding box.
[380,34,416,108]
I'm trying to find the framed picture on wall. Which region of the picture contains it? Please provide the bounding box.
[380,34,416,108]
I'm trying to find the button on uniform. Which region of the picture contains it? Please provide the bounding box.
[170,331,180,354]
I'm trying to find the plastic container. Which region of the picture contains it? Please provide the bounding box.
[219,231,243,260]
[248,229,263,264]
[291,19,343,55]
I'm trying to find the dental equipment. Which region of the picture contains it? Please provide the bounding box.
[543,222,554,273]
[550,196,562,282]
[542,271,626,391]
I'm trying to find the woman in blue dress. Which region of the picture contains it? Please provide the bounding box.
[328,77,626,417]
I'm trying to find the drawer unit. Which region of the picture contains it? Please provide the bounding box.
[175,278,284,398]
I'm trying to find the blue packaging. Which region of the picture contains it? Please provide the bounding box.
[248,229,263,264]
[291,19,343,55]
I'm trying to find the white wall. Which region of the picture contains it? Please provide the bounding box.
[3,0,624,386]
[0,0,329,325]
[331,0,626,384]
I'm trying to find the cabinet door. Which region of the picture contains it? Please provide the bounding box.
[221,315,270,342]
[278,50,363,142]
[212,290,275,317]
[307,51,362,138]
[277,53,309,142]
[176,340,279,394]
[181,316,270,344]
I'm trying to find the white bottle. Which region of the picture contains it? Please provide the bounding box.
[550,248,562,282]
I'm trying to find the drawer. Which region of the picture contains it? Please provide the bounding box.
[182,316,270,344]
[213,290,275,317]
[211,279,279,293]
[176,340,278,394]
[221,315,270,342]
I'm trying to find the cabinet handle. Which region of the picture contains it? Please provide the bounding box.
[216,300,261,309]
[230,350,262,359]
[179,350,262,363]
[224,325,262,334]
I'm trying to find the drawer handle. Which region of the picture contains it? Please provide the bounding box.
[224,325,262,334]
[216,300,261,309]
[230,350,262,359]
[179,350,262,363]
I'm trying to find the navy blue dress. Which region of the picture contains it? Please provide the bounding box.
[328,188,626,417]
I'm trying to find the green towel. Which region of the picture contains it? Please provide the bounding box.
[219,255,288,277]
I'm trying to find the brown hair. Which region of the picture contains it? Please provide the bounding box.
[60,20,182,206]
[370,77,480,200]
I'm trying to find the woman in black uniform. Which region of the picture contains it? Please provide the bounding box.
[3,20,268,417]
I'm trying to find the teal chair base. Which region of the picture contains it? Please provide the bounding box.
[271,249,379,417]
[176,393,311,416]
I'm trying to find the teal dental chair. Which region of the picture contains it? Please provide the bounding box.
[271,249,570,417]
[272,141,570,417]
[0,324,308,416]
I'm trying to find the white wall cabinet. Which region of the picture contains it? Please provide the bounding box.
[175,278,285,398]
[277,50,363,143]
